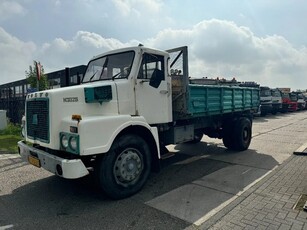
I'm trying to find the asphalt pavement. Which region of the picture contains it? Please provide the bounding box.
[1,112,307,230]
[191,140,307,229]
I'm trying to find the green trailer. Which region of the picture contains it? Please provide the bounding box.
[188,85,259,116]
[160,46,260,152]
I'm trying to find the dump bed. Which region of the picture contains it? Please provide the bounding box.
[188,84,259,117]
[171,76,259,120]
[167,46,260,120]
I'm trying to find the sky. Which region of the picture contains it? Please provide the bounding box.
[1,0,307,90]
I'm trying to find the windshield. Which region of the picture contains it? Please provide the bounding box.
[271,89,281,97]
[260,89,271,97]
[82,51,135,83]
[282,92,290,99]
[290,94,297,101]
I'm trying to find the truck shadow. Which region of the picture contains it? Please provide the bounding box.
[0,142,278,229]
[0,165,190,229]
[139,141,278,199]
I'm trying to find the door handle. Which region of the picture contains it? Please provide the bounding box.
[160,90,168,94]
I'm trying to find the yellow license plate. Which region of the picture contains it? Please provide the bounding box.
[28,155,41,168]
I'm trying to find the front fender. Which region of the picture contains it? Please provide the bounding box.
[61,115,157,155]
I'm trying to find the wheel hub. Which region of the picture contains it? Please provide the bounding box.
[114,148,143,184]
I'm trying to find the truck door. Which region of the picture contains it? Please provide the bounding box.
[135,53,172,124]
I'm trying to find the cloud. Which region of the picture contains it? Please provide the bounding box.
[110,0,172,36]
[0,27,36,84]
[0,27,141,85]
[55,0,61,7]
[39,31,139,71]
[112,0,162,17]
[0,1,26,21]
[1,19,307,90]
[147,19,307,89]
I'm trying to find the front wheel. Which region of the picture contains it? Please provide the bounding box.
[95,134,151,199]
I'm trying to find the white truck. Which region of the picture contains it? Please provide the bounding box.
[270,88,282,114]
[259,86,272,116]
[18,46,259,199]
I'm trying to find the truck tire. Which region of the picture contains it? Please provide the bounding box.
[233,117,252,151]
[95,134,151,199]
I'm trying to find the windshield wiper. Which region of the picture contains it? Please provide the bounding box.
[112,67,130,80]
[112,72,122,80]
[99,57,109,80]
[89,70,99,82]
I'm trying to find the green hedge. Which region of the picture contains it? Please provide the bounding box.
[0,122,21,136]
[0,123,22,153]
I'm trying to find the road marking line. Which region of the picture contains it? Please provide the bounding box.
[0,225,14,230]
[193,166,277,226]
[242,169,252,175]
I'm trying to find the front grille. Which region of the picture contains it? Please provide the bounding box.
[26,98,49,143]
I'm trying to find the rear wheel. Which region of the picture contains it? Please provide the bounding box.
[233,118,252,151]
[223,117,252,151]
[95,134,151,199]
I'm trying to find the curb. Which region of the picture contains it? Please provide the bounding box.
[293,142,307,155]
[199,155,298,229]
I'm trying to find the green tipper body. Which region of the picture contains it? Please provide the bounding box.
[188,85,260,117]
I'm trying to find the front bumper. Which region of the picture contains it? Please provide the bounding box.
[272,103,282,110]
[18,141,89,179]
[260,104,272,113]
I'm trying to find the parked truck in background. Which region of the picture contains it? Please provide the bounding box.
[304,93,307,109]
[18,46,260,199]
[294,92,306,110]
[289,93,298,112]
[259,86,272,116]
[270,88,282,114]
[278,88,291,113]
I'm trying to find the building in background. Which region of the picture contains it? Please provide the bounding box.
[0,65,86,124]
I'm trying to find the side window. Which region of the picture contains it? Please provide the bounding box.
[138,53,165,80]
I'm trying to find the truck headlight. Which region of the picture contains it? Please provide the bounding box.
[69,136,77,150]
[61,134,69,148]
[60,132,80,154]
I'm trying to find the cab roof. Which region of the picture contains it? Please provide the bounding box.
[89,46,169,62]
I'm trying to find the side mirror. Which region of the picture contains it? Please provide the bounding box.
[149,69,164,88]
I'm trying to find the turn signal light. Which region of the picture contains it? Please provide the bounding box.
[72,114,82,122]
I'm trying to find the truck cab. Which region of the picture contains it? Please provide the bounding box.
[259,86,272,116]
[289,93,298,112]
[81,46,172,124]
[296,92,306,110]
[270,88,282,114]
[280,92,291,112]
